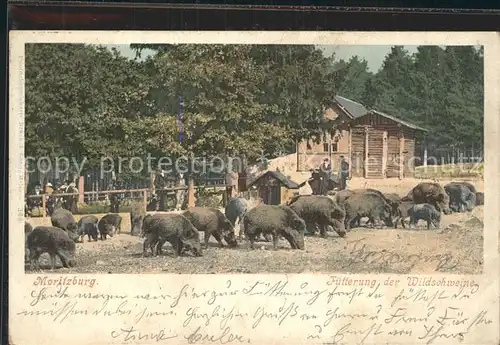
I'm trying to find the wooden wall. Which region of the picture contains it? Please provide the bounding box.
[402,128,416,177]
[350,127,366,178]
[346,113,420,179]
[366,129,384,178]
[386,128,401,178]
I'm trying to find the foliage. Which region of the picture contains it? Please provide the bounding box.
[195,186,223,208]
[129,200,146,216]
[75,203,147,215]
[333,56,373,102]
[357,45,483,153]
[25,43,152,182]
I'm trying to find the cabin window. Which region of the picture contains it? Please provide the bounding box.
[331,141,338,152]
[330,136,339,152]
[323,143,329,152]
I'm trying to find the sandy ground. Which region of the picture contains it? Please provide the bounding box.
[24,178,485,275]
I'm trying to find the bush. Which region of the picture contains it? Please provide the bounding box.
[130,200,146,216]
[195,187,223,208]
[75,203,113,214]
[29,208,43,217]
[75,203,142,215]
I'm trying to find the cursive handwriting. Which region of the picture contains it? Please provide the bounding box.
[184,305,248,329]
[326,285,365,304]
[323,306,381,328]
[111,325,178,342]
[385,307,436,325]
[171,281,240,308]
[418,324,466,345]
[390,285,478,309]
[343,238,459,271]
[184,326,248,344]
[15,277,497,345]
[331,322,384,344]
[134,306,177,324]
[30,286,70,307]
[18,301,88,323]
[418,309,492,345]
[251,299,299,329]
[242,280,328,306]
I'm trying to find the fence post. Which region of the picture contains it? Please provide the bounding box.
[143,190,148,213]
[223,188,228,207]
[78,176,85,204]
[41,195,46,218]
[150,172,155,189]
[187,179,196,208]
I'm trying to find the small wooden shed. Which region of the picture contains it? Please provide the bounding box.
[247,170,300,205]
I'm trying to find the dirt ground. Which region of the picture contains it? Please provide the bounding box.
[25,178,485,275]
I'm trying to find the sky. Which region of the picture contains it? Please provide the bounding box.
[105,44,419,72]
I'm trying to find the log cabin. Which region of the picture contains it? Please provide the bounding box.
[296,95,428,179]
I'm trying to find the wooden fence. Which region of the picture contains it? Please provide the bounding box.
[27,184,231,218]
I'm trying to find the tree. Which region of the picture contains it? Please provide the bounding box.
[25,43,151,182]
[133,44,338,164]
[365,46,416,118]
[249,45,338,154]
[332,56,373,102]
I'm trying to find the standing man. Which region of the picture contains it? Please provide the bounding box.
[43,182,54,196]
[226,168,239,199]
[154,169,168,211]
[108,179,121,213]
[319,157,332,195]
[339,155,350,190]
[43,182,55,216]
[67,180,79,213]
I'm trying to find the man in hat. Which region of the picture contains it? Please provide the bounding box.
[154,169,168,211]
[43,182,55,215]
[339,155,350,190]
[43,182,54,195]
[108,178,121,213]
[319,157,332,195]
[66,180,79,213]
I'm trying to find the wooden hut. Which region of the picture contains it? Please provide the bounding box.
[246,170,300,205]
[296,95,428,178]
[339,110,428,178]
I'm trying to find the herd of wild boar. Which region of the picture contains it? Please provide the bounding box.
[24,181,483,270]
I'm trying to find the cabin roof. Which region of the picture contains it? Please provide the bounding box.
[367,110,429,132]
[247,170,300,189]
[334,95,369,119]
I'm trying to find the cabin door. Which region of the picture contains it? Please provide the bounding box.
[269,186,281,205]
[260,185,281,205]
